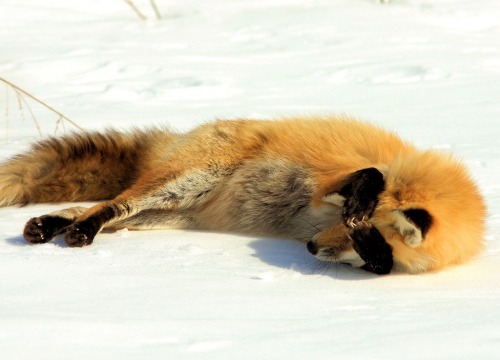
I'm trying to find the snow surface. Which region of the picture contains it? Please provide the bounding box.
[1,0,500,358]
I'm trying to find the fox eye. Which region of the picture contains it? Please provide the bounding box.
[403,209,432,237]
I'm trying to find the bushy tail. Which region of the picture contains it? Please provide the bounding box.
[0,129,177,207]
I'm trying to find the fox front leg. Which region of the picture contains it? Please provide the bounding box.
[349,223,393,275]
[64,201,133,247]
[63,166,228,247]
[318,167,391,274]
[307,222,393,275]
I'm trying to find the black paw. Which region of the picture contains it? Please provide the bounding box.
[24,216,73,244]
[339,168,385,226]
[350,224,393,275]
[65,223,96,247]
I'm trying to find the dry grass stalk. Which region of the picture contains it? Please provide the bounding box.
[4,85,9,140]
[0,76,84,136]
[14,86,43,136]
[123,0,162,20]
[149,0,162,20]
[123,0,147,20]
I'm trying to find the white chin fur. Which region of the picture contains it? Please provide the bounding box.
[316,248,366,268]
[339,249,366,267]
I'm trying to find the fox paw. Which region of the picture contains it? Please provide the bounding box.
[349,224,393,275]
[65,224,95,247]
[24,216,73,244]
[339,168,385,225]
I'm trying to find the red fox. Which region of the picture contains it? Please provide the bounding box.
[0,116,486,274]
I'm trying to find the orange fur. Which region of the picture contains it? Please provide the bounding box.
[0,116,486,273]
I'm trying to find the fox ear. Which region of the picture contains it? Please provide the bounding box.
[403,209,432,237]
[393,208,433,248]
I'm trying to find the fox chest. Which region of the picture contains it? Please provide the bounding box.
[198,159,342,241]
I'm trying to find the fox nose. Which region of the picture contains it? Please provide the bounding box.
[307,240,318,255]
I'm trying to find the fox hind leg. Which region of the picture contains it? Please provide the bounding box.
[23,206,88,244]
[24,206,194,246]
[109,209,195,231]
[22,121,264,246]
[63,167,229,247]
[64,200,141,247]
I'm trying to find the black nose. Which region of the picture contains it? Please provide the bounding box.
[307,240,318,255]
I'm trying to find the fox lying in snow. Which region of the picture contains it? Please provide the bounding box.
[0,117,486,274]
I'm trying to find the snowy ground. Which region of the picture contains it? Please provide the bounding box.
[1,0,500,358]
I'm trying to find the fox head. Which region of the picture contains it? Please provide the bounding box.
[312,150,486,274]
[370,150,486,273]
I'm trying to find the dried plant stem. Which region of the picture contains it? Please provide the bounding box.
[4,85,9,140]
[149,0,162,20]
[0,76,84,133]
[123,0,147,20]
[14,88,43,136]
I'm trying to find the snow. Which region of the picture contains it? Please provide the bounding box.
[1,0,500,358]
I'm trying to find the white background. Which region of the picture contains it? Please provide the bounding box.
[1,0,499,358]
